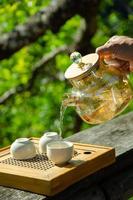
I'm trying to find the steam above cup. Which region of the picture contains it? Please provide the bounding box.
[47,141,74,165]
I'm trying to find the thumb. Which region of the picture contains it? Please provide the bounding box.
[130,61,133,72]
[96,45,113,56]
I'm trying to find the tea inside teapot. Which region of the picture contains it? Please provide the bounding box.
[63,52,133,124]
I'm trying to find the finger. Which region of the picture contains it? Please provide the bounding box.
[119,60,130,72]
[112,45,133,62]
[130,61,133,72]
[96,45,113,55]
[104,58,121,67]
[107,35,119,43]
[108,35,128,43]
[96,44,129,62]
[101,55,130,73]
[105,58,129,68]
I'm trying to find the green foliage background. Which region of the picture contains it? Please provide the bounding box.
[0,0,133,147]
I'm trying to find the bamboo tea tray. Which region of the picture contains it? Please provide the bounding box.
[0,138,115,196]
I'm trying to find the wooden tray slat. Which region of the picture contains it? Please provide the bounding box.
[0,138,115,196]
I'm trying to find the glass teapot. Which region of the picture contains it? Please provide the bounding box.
[63,52,133,124]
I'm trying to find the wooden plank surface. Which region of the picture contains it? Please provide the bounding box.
[0,111,133,199]
[67,111,133,156]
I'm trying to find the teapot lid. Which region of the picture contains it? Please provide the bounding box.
[64,52,99,80]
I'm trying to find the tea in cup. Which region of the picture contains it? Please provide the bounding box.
[47,141,74,165]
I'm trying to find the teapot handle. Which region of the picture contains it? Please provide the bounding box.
[99,54,131,72]
[99,54,127,77]
[99,54,121,67]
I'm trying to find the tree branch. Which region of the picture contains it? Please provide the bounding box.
[0,0,100,104]
[0,19,86,105]
[0,0,99,60]
[75,0,100,55]
[0,46,67,104]
[27,45,68,90]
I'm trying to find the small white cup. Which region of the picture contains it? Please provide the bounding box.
[47,141,74,165]
[10,138,36,160]
[39,132,61,154]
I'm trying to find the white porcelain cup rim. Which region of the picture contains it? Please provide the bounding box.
[44,132,58,137]
[15,138,30,143]
[47,141,73,150]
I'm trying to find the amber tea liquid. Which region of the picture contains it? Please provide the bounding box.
[79,80,132,124]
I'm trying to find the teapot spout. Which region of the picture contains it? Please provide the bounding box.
[62,93,80,107]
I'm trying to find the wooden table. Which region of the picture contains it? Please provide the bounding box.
[1,112,133,200]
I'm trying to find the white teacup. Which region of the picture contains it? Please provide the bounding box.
[10,138,36,160]
[39,132,61,154]
[47,141,74,165]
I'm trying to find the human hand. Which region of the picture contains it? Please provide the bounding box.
[96,36,133,72]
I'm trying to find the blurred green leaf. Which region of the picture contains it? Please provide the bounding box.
[0,0,133,147]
